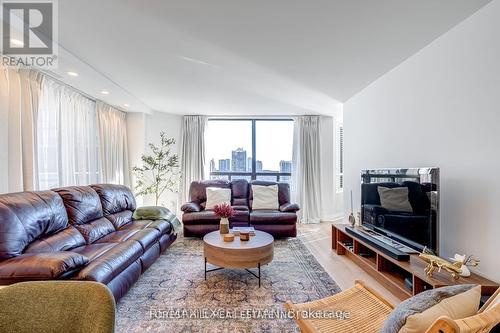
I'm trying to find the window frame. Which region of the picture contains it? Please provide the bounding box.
[207,118,293,182]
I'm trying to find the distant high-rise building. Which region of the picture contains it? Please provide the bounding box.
[256,160,263,172]
[280,160,292,173]
[246,157,263,172]
[279,160,292,183]
[231,148,247,172]
[209,158,216,172]
[218,159,230,172]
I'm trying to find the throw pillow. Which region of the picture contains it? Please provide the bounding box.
[381,284,481,333]
[133,206,171,220]
[205,187,231,210]
[378,186,413,212]
[252,185,279,210]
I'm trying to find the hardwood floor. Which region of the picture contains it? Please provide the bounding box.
[298,221,404,305]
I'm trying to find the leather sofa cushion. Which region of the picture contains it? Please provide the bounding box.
[94,230,139,244]
[232,205,249,211]
[0,191,69,260]
[147,220,172,235]
[250,210,297,225]
[73,241,143,284]
[128,229,161,251]
[24,226,86,253]
[183,224,219,237]
[91,184,137,215]
[231,179,249,206]
[182,211,220,225]
[119,220,172,235]
[71,243,116,262]
[0,252,88,282]
[74,217,115,244]
[119,220,153,231]
[53,186,104,225]
[105,210,134,229]
[232,198,247,206]
[230,209,249,223]
[106,260,142,300]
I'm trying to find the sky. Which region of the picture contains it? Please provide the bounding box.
[206,120,293,171]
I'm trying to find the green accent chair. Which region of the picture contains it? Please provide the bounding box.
[0,281,115,333]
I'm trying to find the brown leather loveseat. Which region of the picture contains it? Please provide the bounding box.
[0,184,176,300]
[181,180,299,238]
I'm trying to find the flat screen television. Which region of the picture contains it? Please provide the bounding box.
[360,168,439,254]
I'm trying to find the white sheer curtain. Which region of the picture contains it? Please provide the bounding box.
[292,116,323,223]
[180,115,207,202]
[0,66,43,193]
[96,101,130,186]
[37,77,99,189]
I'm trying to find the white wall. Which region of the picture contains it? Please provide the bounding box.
[126,112,146,205]
[144,112,183,211]
[126,111,183,211]
[320,113,344,220]
[344,1,500,281]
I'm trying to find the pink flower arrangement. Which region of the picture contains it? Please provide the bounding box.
[213,203,235,219]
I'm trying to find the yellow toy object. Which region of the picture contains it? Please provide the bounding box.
[419,248,463,280]
[450,254,480,277]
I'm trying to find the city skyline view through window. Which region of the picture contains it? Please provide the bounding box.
[206,119,293,182]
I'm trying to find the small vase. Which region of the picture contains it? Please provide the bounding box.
[219,217,229,234]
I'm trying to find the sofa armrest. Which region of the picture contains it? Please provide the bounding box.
[0,252,88,283]
[280,203,300,213]
[181,202,202,213]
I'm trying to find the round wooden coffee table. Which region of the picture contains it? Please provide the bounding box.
[203,230,274,287]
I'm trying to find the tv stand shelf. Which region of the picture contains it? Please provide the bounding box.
[332,224,498,300]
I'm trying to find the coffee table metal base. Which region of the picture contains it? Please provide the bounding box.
[204,257,262,287]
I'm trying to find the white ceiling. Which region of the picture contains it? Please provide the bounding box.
[55,0,490,115]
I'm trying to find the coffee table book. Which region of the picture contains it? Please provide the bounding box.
[230,227,256,236]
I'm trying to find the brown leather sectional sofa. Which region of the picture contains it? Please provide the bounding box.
[181,180,299,238]
[0,184,177,300]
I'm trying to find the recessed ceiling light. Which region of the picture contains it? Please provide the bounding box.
[66,71,79,77]
[101,90,109,95]
[123,103,130,107]
[10,38,24,47]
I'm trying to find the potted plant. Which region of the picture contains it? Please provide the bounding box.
[132,131,181,207]
[213,203,235,234]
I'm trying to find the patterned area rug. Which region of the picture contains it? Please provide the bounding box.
[116,236,340,333]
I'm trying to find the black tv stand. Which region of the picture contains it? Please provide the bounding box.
[344,226,410,261]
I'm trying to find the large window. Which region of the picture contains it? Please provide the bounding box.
[206,119,294,183]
